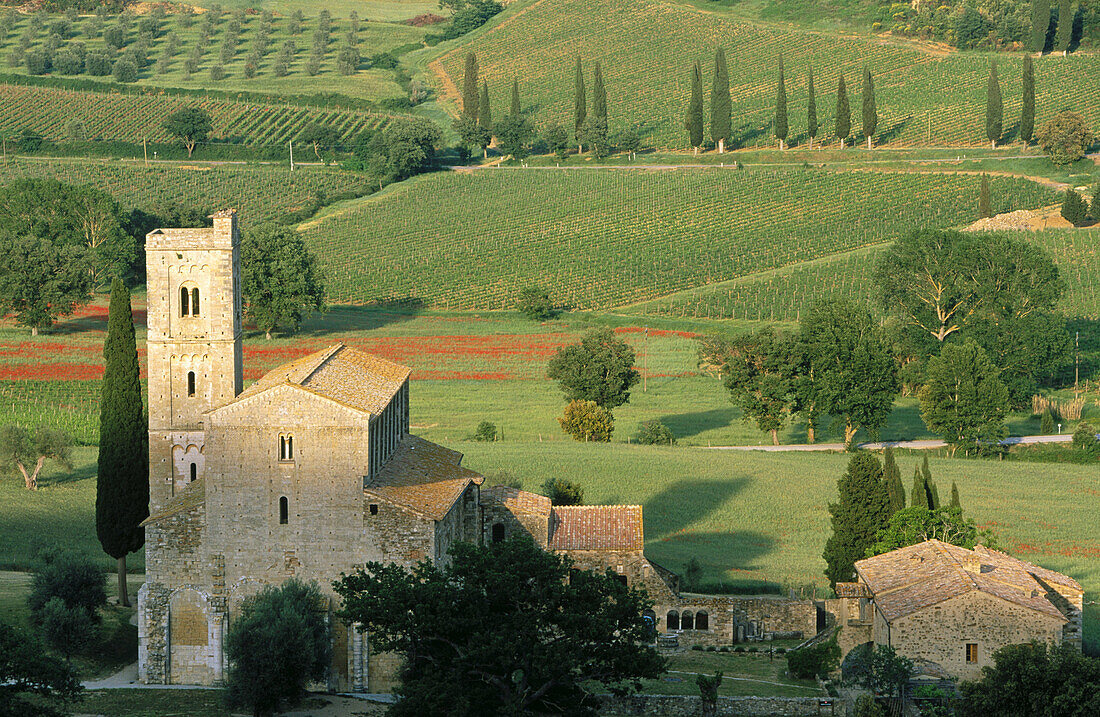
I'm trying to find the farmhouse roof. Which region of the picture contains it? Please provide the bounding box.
[855,540,1075,623]
[365,435,483,521]
[481,485,552,516]
[142,477,205,526]
[549,505,644,551]
[229,343,410,417]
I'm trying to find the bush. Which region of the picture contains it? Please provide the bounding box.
[472,420,497,442]
[853,694,886,717]
[1073,422,1099,456]
[84,51,111,76]
[634,420,676,445]
[1061,189,1089,227]
[786,637,841,679]
[39,596,96,660]
[28,549,106,626]
[24,49,50,75]
[112,57,138,83]
[1041,410,1055,434]
[541,477,584,506]
[558,399,614,442]
[706,645,717,652]
[209,63,225,81]
[367,51,398,69]
[517,286,555,321]
[691,644,704,651]
[52,50,82,75]
[735,646,745,652]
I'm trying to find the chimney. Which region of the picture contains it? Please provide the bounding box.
[212,208,238,245]
[962,553,981,575]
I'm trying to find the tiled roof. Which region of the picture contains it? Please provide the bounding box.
[856,540,1073,623]
[142,478,205,526]
[231,344,410,416]
[548,505,644,551]
[365,435,483,520]
[835,582,872,598]
[481,485,552,516]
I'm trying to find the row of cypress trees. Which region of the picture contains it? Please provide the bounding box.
[1031,0,1078,55]
[986,56,1037,149]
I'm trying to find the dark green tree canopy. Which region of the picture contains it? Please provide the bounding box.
[334,536,665,717]
[919,339,1009,452]
[823,452,891,587]
[574,56,586,142]
[164,106,213,157]
[685,61,704,150]
[721,327,801,445]
[883,446,905,513]
[835,75,850,143]
[0,232,93,335]
[241,225,327,340]
[710,47,731,148]
[959,642,1100,717]
[0,621,83,717]
[806,67,818,142]
[986,62,1003,146]
[868,505,995,556]
[774,58,788,145]
[592,60,607,121]
[547,326,640,409]
[861,66,876,146]
[1020,54,1035,144]
[461,52,479,122]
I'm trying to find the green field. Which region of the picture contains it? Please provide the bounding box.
[299,167,1058,309]
[0,157,373,227]
[434,0,1100,149]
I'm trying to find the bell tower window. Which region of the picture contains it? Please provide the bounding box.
[189,463,197,482]
[279,434,294,461]
[187,371,196,397]
[180,286,190,316]
[192,287,200,316]
[279,496,289,525]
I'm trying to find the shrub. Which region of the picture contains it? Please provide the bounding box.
[558,399,613,442]
[719,646,730,652]
[1073,422,1099,456]
[28,549,106,626]
[472,420,497,442]
[209,63,225,81]
[1041,410,1055,434]
[112,57,138,83]
[541,477,584,506]
[243,61,256,79]
[634,420,676,445]
[517,286,555,321]
[853,694,886,717]
[39,597,96,660]
[706,645,717,652]
[735,646,745,653]
[691,644,704,651]
[52,50,82,75]
[1061,189,1089,227]
[24,49,50,75]
[786,636,841,679]
[368,51,398,69]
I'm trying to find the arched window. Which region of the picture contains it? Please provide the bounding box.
[279,436,286,460]
[696,610,709,631]
[682,611,694,630]
[279,435,294,461]
[279,496,288,525]
[666,610,680,631]
[180,286,190,316]
[191,287,200,316]
[491,523,505,543]
[187,371,196,397]
[189,463,197,482]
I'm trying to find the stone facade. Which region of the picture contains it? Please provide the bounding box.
[597,694,829,716]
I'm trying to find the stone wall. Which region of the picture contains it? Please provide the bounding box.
[596,694,829,716]
[653,594,818,648]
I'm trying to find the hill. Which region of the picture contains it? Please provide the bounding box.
[298,167,1057,308]
[433,0,1100,149]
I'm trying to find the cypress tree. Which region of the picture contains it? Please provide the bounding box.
[979,173,992,218]
[478,81,492,158]
[823,453,892,588]
[807,67,818,150]
[911,468,929,510]
[574,57,586,152]
[921,454,933,486]
[1032,0,1051,52]
[1021,54,1035,145]
[1061,188,1088,226]
[1055,0,1073,54]
[950,481,961,509]
[711,47,731,153]
[835,75,850,148]
[883,447,905,513]
[986,62,1002,149]
[96,279,149,608]
[462,52,479,123]
[592,61,607,121]
[862,66,877,150]
[510,77,520,117]
[686,60,704,154]
[930,480,941,510]
[774,57,788,150]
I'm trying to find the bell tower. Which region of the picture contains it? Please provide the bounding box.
[145,210,243,511]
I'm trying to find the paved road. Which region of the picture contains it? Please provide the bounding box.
[702,434,1075,452]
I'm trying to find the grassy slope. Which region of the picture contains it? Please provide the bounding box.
[298,167,1057,309]
[433,0,1100,149]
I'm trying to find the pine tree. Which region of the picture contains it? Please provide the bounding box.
[478,81,492,158]
[711,47,731,153]
[774,57,788,150]
[1021,54,1035,145]
[806,67,818,150]
[685,61,704,154]
[883,447,905,513]
[911,468,929,510]
[862,66,877,150]
[510,78,520,117]
[986,62,1002,149]
[592,61,607,121]
[835,75,850,149]
[1032,0,1051,52]
[979,174,992,218]
[462,52,479,123]
[950,481,961,509]
[574,57,586,153]
[1055,0,1073,54]
[1061,188,1088,226]
[96,279,148,608]
[823,452,892,588]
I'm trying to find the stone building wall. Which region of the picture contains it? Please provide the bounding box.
[596,694,827,716]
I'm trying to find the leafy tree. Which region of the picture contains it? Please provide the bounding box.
[823,452,891,588]
[336,42,358,74]
[0,234,88,333]
[461,52,478,123]
[801,299,898,445]
[862,66,876,149]
[722,327,800,445]
[334,536,665,717]
[883,447,905,513]
[1055,0,1073,54]
[986,62,1002,149]
[39,598,96,662]
[868,506,994,556]
[919,339,1009,453]
[96,280,147,608]
[477,81,493,157]
[967,307,1070,407]
[558,399,614,442]
[849,644,914,699]
[574,57,586,152]
[806,67,818,150]
[1041,409,1056,434]
[0,621,83,717]
[955,5,992,49]
[787,636,841,679]
[297,122,339,161]
[542,477,584,505]
[1072,422,1099,456]
[835,75,850,148]
[612,126,641,155]
[685,61,704,153]
[1092,183,1100,220]
[516,286,554,320]
[852,695,886,717]
[453,116,490,159]
[241,225,327,340]
[1021,54,1035,145]
[225,580,331,717]
[472,421,497,442]
[979,173,992,218]
[1061,188,1089,226]
[959,642,1100,717]
[710,47,731,153]
[580,115,610,158]
[774,57,788,150]
[0,426,72,490]
[634,419,676,445]
[1032,0,1052,51]
[544,122,570,161]
[112,56,137,82]
[697,671,723,717]
[547,326,640,409]
[1037,110,1093,165]
[164,106,213,158]
[28,549,106,624]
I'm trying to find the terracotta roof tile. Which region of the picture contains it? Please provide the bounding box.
[366,435,483,520]
[481,485,552,516]
[142,478,205,526]
[835,582,872,598]
[549,505,644,551]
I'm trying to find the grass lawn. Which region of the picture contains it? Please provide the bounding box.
[646,649,823,697]
[76,689,232,717]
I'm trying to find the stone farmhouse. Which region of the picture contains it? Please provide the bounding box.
[135,211,814,691]
[831,539,1083,680]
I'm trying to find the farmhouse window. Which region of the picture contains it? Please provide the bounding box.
[966,643,978,663]
[492,523,505,543]
[369,504,379,515]
[681,611,694,630]
[190,463,197,482]
[187,371,196,397]
[666,610,680,630]
[279,496,289,525]
[696,610,709,630]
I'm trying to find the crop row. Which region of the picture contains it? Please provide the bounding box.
[438,0,1100,149]
[299,168,1059,310]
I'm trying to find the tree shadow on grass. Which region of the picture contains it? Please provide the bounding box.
[659,407,737,440]
[295,299,425,336]
[644,477,748,541]
[40,459,97,487]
